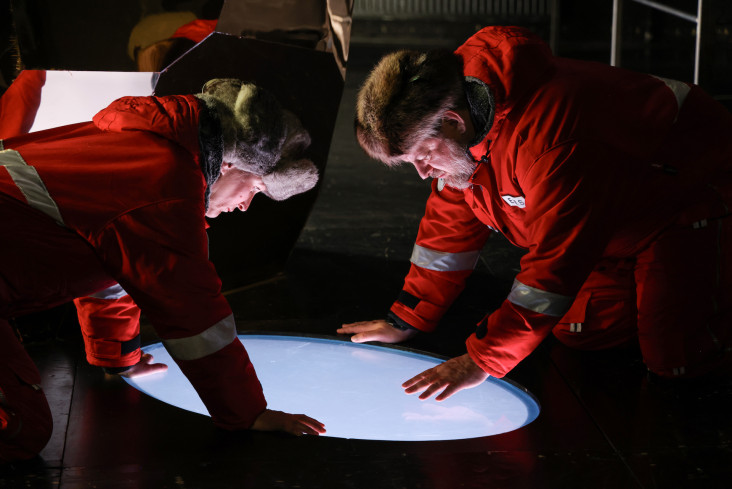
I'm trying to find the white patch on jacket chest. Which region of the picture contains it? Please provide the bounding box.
[501,195,526,208]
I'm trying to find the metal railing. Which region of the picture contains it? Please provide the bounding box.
[611,0,705,83]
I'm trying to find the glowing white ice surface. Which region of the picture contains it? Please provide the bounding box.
[29,71,155,133]
[123,335,540,441]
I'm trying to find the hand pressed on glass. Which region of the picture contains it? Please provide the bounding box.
[402,353,489,401]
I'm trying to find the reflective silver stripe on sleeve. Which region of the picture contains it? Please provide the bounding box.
[507,279,574,317]
[89,283,129,300]
[410,244,480,272]
[651,75,690,114]
[0,149,65,225]
[163,314,237,361]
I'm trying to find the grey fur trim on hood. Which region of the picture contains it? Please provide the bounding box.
[196,78,319,201]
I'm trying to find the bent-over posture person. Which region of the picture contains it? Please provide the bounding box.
[339,26,732,401]
[0,78,324,463]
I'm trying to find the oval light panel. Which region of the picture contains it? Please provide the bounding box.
[123,335,540,441]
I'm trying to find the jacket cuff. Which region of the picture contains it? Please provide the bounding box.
[389,300,440,332]
[385,312,418,332]
[466,333,508,378]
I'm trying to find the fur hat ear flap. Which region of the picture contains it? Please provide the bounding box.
[281,110,312,159]
[198,78,318,200]
[231,83,286,174]
[201,78,243,107]
[262,159,319,201]
[199,79,287,176]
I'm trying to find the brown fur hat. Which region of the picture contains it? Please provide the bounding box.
[197,78,319,200]
[355,50,464,165]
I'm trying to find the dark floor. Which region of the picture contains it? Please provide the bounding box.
[3,21,732,489]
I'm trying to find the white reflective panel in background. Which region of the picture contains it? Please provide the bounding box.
[124,335,540,441]
[30,71,155,133]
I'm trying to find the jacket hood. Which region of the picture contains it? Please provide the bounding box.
[93,94,222,207]
[93,94,203,159]
[456,26,555,118]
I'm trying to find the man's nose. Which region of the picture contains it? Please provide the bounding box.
[412,160,431,179]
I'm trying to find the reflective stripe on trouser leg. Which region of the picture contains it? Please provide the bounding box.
[163,314,237,361]
[89,283,128,300]
[0,149,64,225]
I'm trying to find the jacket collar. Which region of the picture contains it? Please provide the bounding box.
[196,97,224,210]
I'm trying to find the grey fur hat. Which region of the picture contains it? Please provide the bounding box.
[197,78,319,201]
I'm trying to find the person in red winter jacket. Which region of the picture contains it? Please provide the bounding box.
[339,26,732,401]
[0,77,324,463]
[0,70,170,380]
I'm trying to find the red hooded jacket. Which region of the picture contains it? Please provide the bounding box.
[0,94,267,428]
[389,26,732,377]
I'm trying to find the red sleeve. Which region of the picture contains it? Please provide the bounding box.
[390,179,492,331]
[176,339,266,429]
[95,199,266,428]
[0,70,46,139]
[74,294,142,368]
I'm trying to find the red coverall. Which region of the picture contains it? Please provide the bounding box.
[0,94,266,461]
[389,26,732,378]
[0,70,145,371]
[0,16,219,373]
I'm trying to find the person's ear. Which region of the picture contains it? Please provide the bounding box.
[220,162,234,174]
[256,176,267,193]
[442,109,467,134]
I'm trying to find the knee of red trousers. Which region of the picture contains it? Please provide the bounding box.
[0,381,53,463]
[636,213,732,378]
[553,259,638,350]
[640,311,732,378]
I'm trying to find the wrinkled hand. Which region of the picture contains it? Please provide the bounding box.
[337,319,417,344]
[402,354,489,401]
[251,409,326,436]
[119,353,168,379]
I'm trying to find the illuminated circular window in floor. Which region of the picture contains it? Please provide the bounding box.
[123,335,540,441]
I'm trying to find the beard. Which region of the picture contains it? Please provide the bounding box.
[440,137,477,190]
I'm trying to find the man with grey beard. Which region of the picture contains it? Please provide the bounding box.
[338,26,732,402]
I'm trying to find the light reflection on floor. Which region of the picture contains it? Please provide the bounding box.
[123,335,540,441]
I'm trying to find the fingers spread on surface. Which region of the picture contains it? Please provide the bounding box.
[434,384,460,401]
[290,414,326,436]
[351,332,374,343]
[418,382,445,400]
[337,321,376,333]
[401,371,425,389]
